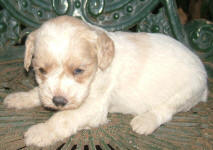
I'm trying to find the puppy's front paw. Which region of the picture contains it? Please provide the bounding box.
[4,92,29,109]
[25,123,57,147]
[4,90,40,109]
[130,112,159,135]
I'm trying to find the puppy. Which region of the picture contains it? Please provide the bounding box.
[4,16,208,147]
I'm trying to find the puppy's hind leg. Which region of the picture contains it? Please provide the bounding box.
[130,86,208,135]
[4,87,41,109]
[130,105,173,135]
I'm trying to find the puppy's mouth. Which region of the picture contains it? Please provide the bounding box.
[44,107,58,111]
[43,102,81,111]
[57,103,81,110]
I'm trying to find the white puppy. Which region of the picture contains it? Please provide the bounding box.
[4,16,208,147]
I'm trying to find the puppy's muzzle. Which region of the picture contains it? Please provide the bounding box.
[52,96,68,106]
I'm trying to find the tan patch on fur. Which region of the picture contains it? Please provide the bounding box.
[74,63,97,83]
[126,32,152,71]
[96,31,114,70]
[126,32,150,47]
[32,51,59,82]
[64,59,97,83]
[63,38,98,83]
[35,70,46,81]
[24,31,37,71]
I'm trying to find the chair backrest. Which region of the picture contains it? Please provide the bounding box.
[0,0,212,60]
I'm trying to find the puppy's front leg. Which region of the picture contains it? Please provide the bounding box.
[4,87,41,109]
[24,96,108,147]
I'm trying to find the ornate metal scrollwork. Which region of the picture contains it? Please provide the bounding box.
[81,0,160,31]
[51,0,70,15]
[0,0,181,46]
[0,0,212,56]
[0,0,166,31]
[138,8,172,36]
[86,0,105,16]
[0,10,21,49]
[185,20,213,58]
[0,0,168,48]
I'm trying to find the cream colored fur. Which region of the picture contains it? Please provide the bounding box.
[4,16,208,147]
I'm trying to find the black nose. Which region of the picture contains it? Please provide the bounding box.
[52,96,68,106]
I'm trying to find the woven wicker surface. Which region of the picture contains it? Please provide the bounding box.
[0,50,213,150]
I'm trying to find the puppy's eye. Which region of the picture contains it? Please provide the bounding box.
[73,68,84,75]
[38,68,47,74]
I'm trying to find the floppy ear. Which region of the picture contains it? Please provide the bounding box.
[24,31,37,71]
[96,30,115,70]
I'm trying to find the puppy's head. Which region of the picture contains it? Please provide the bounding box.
[24,16,114,110]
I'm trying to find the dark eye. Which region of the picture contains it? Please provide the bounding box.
[73,68,84,75]
[38,68,47,74]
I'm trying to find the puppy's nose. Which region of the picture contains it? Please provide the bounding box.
[52,96,68,106]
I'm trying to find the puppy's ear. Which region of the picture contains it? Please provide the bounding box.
[96,30,114,70]
[24,31,37,71]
